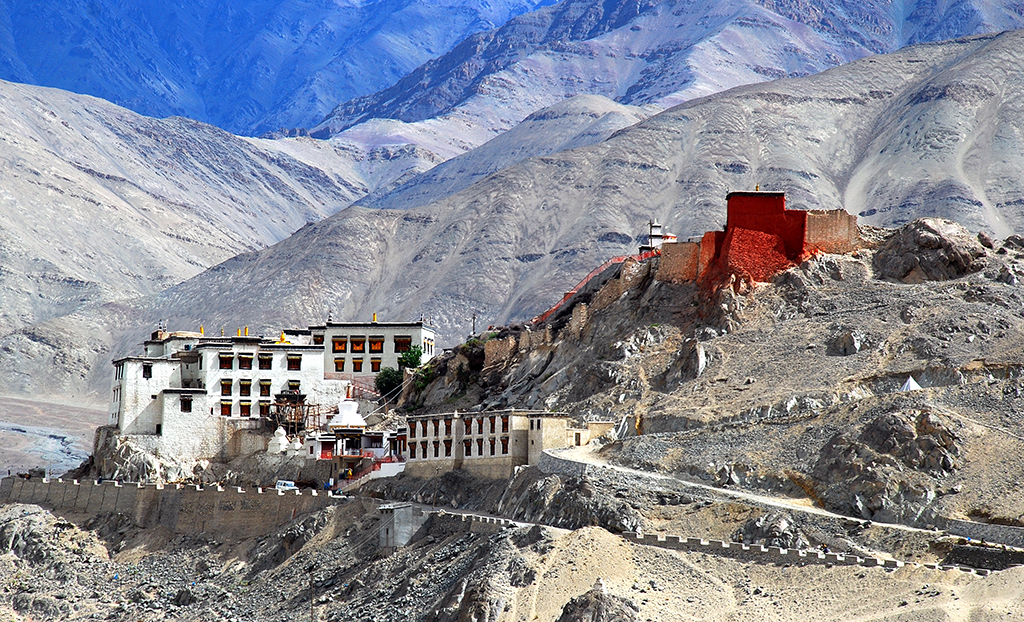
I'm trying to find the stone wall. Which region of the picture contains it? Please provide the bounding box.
[619,532,990,576]
[806,210,860,254]
[0,476,338,540]
[483,336,519,371]
[943,518,1024,548]
[655,242,700,282]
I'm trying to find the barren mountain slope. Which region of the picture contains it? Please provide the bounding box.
[2,501,1023,622]
[0,0,552,135]
[0,78,451,350]
[399,216,1024,528]
[356,94,649,211]
[313,0,1024,158]
[146,31,1024,342]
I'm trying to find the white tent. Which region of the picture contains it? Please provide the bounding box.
[900,375,923,392]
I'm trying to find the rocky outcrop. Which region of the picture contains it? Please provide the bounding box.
[555,580,640,622]
[733,512,810,550]
[812,411,961,523]
[873,218,986,282]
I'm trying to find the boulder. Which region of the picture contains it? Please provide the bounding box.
[873,218,986,282]
[555,583,640,622]
[827,329,864,356]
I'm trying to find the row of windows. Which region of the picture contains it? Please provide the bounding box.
[408,416,510,439]
[217,353,303,371]
[219,379,300,396]
[408,437,509,459]
[331,336,411,354]
[333,358,381,373]
[216,400,272,418]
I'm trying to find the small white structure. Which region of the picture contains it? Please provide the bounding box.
[900,375,923,392]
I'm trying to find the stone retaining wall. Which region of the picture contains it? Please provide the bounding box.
[0,476,339,540]
[620,532,990,576]
[942,518,1024,548]
[430,511,526,535]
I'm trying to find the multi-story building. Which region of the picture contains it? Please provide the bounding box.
[107,329,345,463]
[402,410,618,479]
[316,320,436,380]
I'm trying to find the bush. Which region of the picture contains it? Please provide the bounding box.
[374,367,403,397]
[398,345,423,369]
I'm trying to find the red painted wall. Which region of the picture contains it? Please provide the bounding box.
[725,192,807,260]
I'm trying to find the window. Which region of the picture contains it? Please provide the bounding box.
[477,438,483,456]
[181,397,192,413]
[489,438,496,456]
[409,444,416,459]
[219,354,233,370]
[258,354,272,370]
[259,402,270,417]
[501,416,509,434]
[409,424,416,439]
[433,441,439,458]
[238,355,253,370]
[433,419,440,436]
[530,419,534,430]
[575,432,581,446]
[259,380,271,397]
[288,380,300,392]
[332,338,347,353]
[350,338,366,353]
[444,419,452,436]
[142,364,152,379]
[421,441,428,458]
[443,439,452,457]
[477,418,484,434]
[370,359,381,373]
[239,380,251,397]
[155,424,162,435]
[334,359,345,372]
[489,417,496,434]
[287,355,302,371]
[420,421,427,437]
[464,419,472,434]
[501,437,509,454]
[352,359,363,372]
[464,439,472,457]
[313,334,324,345]
[368,337,384,353]
[394,336,412,353]
[220,401,232,416]
[537,419,542,430]
[221,380,232,396]
[239,401,251,417]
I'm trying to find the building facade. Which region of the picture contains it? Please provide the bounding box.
[317,320,436,380]
[403,410,572,479]
[108,330,345,463]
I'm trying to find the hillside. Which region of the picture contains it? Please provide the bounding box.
[141,31,1024,347]
[0,0,550,135]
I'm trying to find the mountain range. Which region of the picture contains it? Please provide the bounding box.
[312,0,1024,167]
[0,0,552,136]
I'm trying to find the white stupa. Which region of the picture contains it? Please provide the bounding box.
[267,427,289,454]
[333,394,366,430]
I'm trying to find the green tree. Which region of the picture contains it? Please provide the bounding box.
[398,345,423,369]
[374,366,403,397]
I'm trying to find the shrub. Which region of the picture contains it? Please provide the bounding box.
[374,367,403,397]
